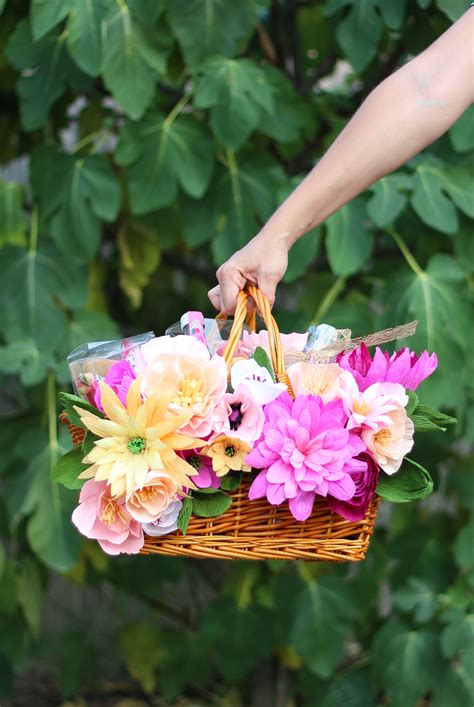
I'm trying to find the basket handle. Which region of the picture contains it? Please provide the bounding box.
[221,285,293,394]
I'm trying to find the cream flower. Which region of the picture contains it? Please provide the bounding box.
[362,406,414,475]
[287,362,345,402]
[126,470,179,523]
[338,371,408,431]
[203,435,252,477]
[140,352,228,437]
[75,378,203,497]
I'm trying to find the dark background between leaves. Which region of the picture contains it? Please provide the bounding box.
[0,0,472,705]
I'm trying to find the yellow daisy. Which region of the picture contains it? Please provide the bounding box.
[204,435,252,477]
[75,378,203,497]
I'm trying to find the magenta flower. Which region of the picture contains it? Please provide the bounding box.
[337,344,437,392]
[94,359,136,412]
[246,393,366,521]
[180,450,220,489]
[327,453,379,521]
[72,479,144,555]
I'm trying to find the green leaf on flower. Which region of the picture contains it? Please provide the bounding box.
[376,457,433,503]
[194,57,274,149]
[177,497,193,535]
[410,403,457,432]
[219,472,242,491]
[81,431,97,456]
[31,146,121,262]
[59,392,104,430]
[167,0,260,67]
[116,111,214,215]
[51,446,86,490]
[325,199,373,275]
[191,490,232,517]
[252,346,276,382]
[405,389,419,417]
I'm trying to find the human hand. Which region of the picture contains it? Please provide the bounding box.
[208,234,289,314]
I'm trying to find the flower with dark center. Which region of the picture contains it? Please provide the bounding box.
[229,403,243,431]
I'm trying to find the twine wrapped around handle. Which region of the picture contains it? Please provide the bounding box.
[221,286,294,396]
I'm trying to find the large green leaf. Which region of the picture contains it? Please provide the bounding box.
[436,0,468,21]
[325,199,373,275]
[31,146,121,261]
[5,20,72,130]
[410,161,459,234]
[101,1,168,119]
[376,458,433,503]
[0,179,27,247]
[336,0,382,71]
[26,447,82,572]
[66,0,110,76]
[449,105,474,153]
[116,111,214,214]
[371,621,441,707]
[194,57,274,149]
[197,152,286,263]
[16,557,44,637]
[30,0,71,40]
[367,174,411,227]
[167,0,260,66]
[120,622,163,693]
[289,576,357,678]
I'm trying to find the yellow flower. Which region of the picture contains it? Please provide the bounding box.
[75,378,203,497]
[204,435,252,477]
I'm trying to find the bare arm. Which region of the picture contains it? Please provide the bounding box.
[210,8,474,313]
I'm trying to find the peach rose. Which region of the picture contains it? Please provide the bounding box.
[362,406,414,475]
[126,470,179,523]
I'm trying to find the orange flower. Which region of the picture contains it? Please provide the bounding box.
[204,436,252,477]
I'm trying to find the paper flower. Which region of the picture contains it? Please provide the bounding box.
[211,383,265,445]
[230,359,287,405]
[338,343,437,391]
[94,359,136,412]
[233,330,308,358]
[142,499,183,537]
[75,378,202,497]
[204,435,252,477]
[287,362,345,402]
[140,349,227,438]
[337,371,408,431]
[361,406,414,475]
[72,479,144,555]
[247,393,365,521]
[182,451,220,489]
[126,470,179,523]
[327,453,379,521]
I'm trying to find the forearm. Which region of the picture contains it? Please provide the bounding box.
[258,10,473,249]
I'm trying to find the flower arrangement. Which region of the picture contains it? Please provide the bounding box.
[54,310,455,556]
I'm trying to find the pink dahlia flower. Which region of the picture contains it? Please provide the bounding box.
[94,359,136,412]
[337,343,437,391]
[72,479,144,555]
[327,453,379,521]
[246,393,366,521]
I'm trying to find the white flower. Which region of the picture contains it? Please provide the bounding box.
[142,498,183,537]
[230,359,286,405]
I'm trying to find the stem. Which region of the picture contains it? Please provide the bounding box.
[164,92,191,127]
[311,275,346,325]
[47,371,59,469]
[29,206,39,255]
[71,130,102,154]
[388,228,424,277]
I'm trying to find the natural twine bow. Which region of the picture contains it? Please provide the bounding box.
[283,321,418,367]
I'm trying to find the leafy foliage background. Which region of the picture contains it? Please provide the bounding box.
[0,0,473,705]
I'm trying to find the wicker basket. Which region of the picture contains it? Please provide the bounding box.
[62,285,380,562]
